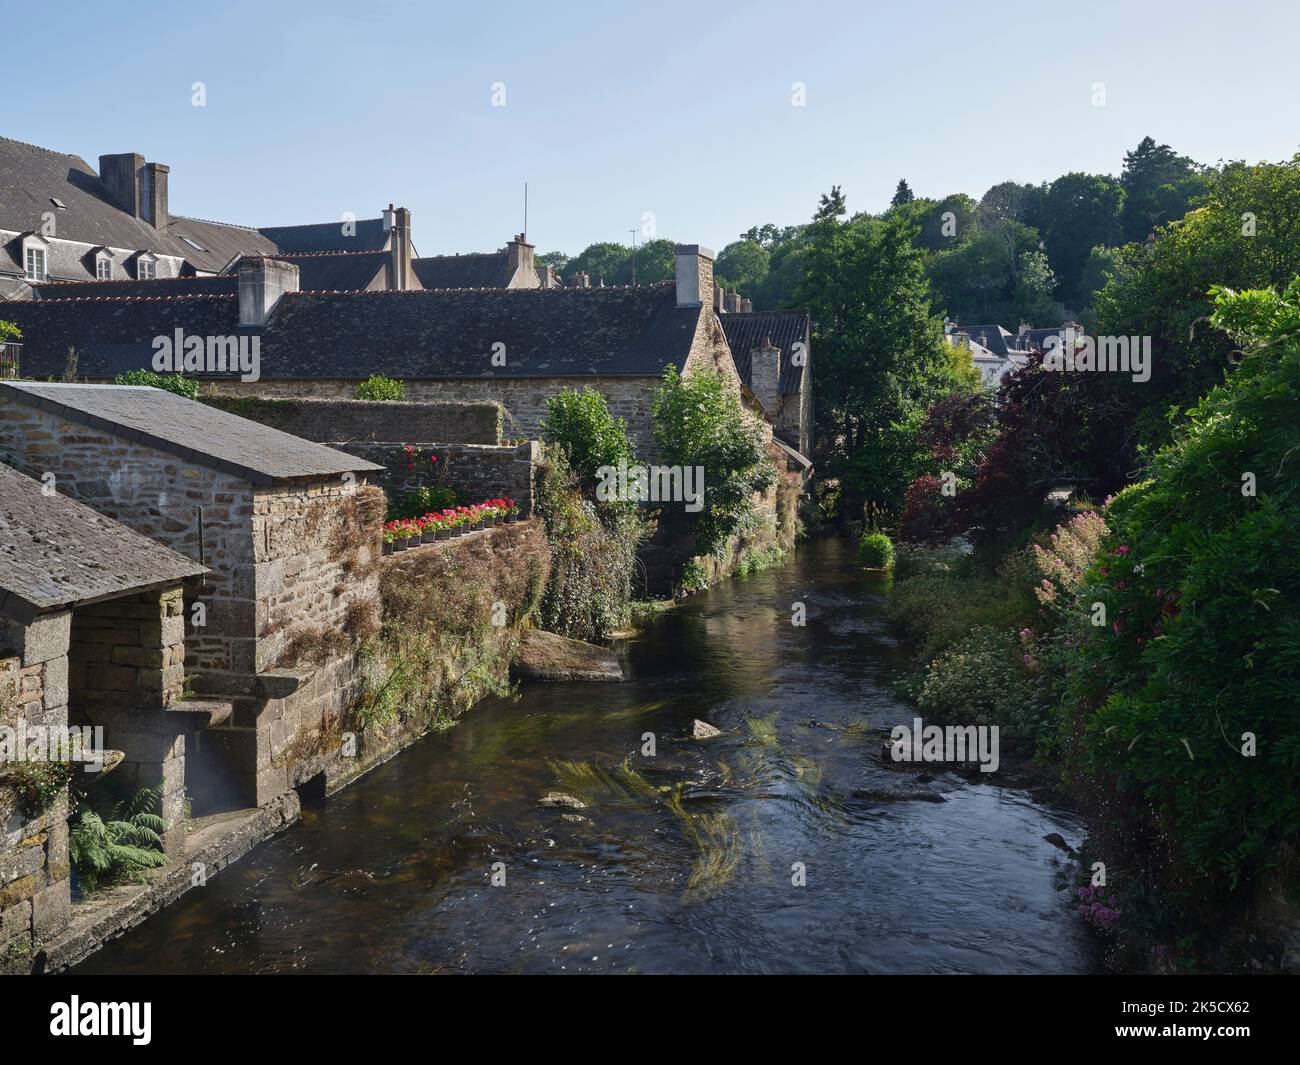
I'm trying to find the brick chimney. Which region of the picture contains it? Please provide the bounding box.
[739,297,753,314]
[507,233,536,286]
[750,336,781,418]
[714,282,724,312]
[569,272,590,289]
[674,244,714,308]
[239,258,299,327]
[387,205,414,290]
[100,154,168,227]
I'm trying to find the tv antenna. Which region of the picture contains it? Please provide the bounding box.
[629,228,639,284]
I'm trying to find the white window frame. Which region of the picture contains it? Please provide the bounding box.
[24,244,47,281]
[138,257,157,280]
[95,254,113,280]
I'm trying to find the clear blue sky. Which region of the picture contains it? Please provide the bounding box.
[5,0,1297,257]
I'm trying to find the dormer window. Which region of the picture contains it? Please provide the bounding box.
[22,235,49,281]
[95,251,113,280]
[137,253,158,280]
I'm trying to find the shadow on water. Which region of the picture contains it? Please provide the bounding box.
[74,538,1095,974]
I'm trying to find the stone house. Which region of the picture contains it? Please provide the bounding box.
[5,245,778,459]
[1,461,206,959]
[720,309,814,457]
[0,381,386,810]
[413,233,554,289]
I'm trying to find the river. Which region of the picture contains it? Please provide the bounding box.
[73,537,1094,974]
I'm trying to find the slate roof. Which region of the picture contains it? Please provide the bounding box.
[31,274,239,300]
[5,283,702,382]
[412,252,511,290]
[265,251,391,292]
[720,310,810,396]
[0,137,276,278]
[0,462,206,623]
[0,382,383,485]
[258,218,390,254]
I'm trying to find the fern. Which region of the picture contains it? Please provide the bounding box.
[68,784,168,892]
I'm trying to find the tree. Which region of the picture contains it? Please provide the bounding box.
[1040,172,1125,307]
[537,250,570,274]
[1119,136,1207,243]
[632,238,676,284]
[542,387,635,490]
[651,365,776,556]
[797,191,969,524]
[891,179,915,207]
[715,239,771,295]
[565,242,632,285]
[1010,249,1060,324]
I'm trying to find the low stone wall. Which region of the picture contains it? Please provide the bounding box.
[344,441,540,518]
[200,395,503,446]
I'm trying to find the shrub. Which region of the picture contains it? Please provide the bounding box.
[357,374,406,401]
[652,364,776,556]
[114,368,200,400]
[1062,280,1300,923]
[542,387,634,487]
[535,448,644,640]
[858,531,895,569]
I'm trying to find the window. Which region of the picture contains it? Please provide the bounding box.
[180,236,207,252]
[96,257,112,280]
[140,168,154,224]
[24,246,47,281]
[49,197,67,210]
[138,258,156,280]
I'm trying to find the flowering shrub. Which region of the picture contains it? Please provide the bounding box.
[1076,884,1122,935]
[857,531,895,569]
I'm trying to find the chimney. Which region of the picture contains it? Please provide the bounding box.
[1018,320,1032,337]
[99,154,168,227]
[750,337,782,418]
[239,258,299,327]
[725,290,742,314]
[674,244,714,308]
[388,205,414,290]
[382,205,396,232]
[714,282,724,312]
[142,162,169,228]
[570,272,590,289]
[507,233,536,287]
[740,297,753,314]
[99,153,143,218]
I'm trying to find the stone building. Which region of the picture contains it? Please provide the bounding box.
[1,462,206,960]
[5,245,771,458]
[720,309,814,457]
[0,381,385,810]
[413,233,555,289]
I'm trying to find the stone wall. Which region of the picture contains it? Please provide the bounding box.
[0,610,71,963]
[68,589,186,709]
[0,402,256,677]
[341,441,539,517]
[200,395,503,446]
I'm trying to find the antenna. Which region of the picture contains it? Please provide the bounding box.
[629,227,638,285]
[523,182,528,243]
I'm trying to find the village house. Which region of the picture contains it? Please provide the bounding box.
[720,308,813,458]
[3,245,797,461]
[413,233,558,289]
[1,461,206,960]
[0,381,390,812]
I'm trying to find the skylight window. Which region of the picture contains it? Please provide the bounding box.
[50,197,67,209]
[180,236,208,252]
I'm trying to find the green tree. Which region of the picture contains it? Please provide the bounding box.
[798,188,969,524]
[1040,172,1125,306]
[715,239,771,295]
[566,241,632,286]
[542,386,635,489]
[1119,136,1207,243]
[651,364,776,556]
[1010,249,1060,324]
[891,179,915,207]
[114,368,200,400]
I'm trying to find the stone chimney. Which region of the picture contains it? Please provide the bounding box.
[239,258,299,327]
[1018,320,1032,336]
[100,154,168,227]
[714,282,724,312]
[388,205,414,290]
[569,272,590,289]
[674,244,714,308]
[740,297,753,314]
[507,233,536,286]
[750,336,781,418]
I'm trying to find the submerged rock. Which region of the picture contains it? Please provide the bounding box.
[1043,832,1077,855]
[513,629,623,682]
[538,792,586,809]
[692,719,723,739]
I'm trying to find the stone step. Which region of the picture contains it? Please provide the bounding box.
[164,698,233,729]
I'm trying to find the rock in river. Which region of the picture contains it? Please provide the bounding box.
[538,792,587,809]
[692,719,723,739]
[512,629,623,682]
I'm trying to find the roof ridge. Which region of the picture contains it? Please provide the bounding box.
[172,214,266,233]
[284,281,673,298]
[0,134,83,161]
[38,274,234,287]
[35,293,237,304]
[272,250,388,259]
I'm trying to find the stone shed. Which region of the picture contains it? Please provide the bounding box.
[1,462,206,960]
[0,382,386,810]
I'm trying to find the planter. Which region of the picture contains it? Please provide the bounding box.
[392,538,407,553]
[507,513,520,523]
[472,521,483,531]
[434,528,448,541]
[422,530,438,544]
[484,516,496,527]
[383,541,394,555]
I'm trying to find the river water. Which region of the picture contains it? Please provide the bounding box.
[74,538,1094,974]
